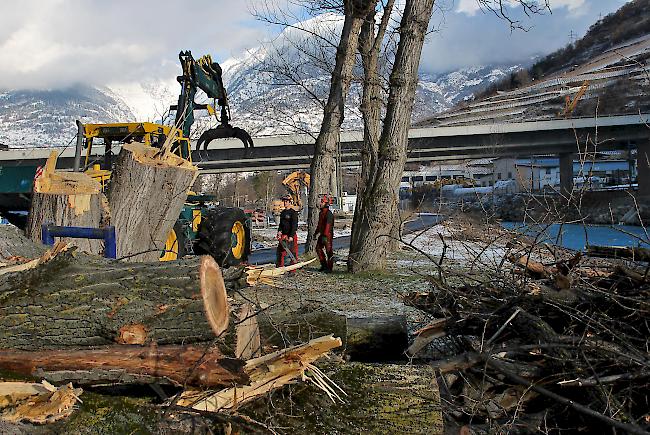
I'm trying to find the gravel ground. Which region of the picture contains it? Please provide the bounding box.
[240,215,512,333]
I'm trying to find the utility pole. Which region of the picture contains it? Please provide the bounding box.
[569,30,576,46]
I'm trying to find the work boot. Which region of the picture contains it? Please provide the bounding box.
[319,262,327,272]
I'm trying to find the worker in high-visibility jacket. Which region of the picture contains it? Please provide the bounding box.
[314,194,334,272]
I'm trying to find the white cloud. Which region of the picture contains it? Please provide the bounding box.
[455,0,589,17]
[455,0,481,15]
[0,0,268,90]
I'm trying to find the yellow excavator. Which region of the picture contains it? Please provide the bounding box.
[560,80,590,118]
[271,171,310,216]
[74,51,254,265]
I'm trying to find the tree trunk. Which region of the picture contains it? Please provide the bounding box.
[305,0,377,253]
[348,0,435,272]
[351,0,395,258]
[0,344,247,388]
[107,142,198,262]
[0,253,246,350]
[26,151,109,255]
[255,302,408,361]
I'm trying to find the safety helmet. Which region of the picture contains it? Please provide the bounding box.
[319,193,332,207]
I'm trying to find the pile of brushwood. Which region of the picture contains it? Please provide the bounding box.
[406,244,650,434]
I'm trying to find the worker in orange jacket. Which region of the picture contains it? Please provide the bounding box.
[314,194,334,272]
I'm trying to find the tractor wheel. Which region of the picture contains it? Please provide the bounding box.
[195,207,250,267]
[160,222,187,261]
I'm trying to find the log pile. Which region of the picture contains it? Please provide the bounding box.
[406,253,650,434]
[0,245,343,429]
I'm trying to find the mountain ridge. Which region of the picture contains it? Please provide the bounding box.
[0,11,528,147]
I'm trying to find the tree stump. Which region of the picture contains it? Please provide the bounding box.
[255,303,408,361]
[26,151,109,255]
[107,142,197,262]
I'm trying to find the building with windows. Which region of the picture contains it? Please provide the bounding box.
[514,158,634,191]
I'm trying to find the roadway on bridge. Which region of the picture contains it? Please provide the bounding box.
[2,114,648,173]
[248,213,442,265]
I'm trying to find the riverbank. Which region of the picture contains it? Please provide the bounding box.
[434,190,650,226]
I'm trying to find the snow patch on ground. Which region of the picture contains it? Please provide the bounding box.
[397,219,510,271]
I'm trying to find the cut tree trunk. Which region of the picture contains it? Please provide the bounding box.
[255,303,408,361]
[0,344,247,388]
[107,142,197,262]
[0,252,246,350]
[26,151,110,255]
[348,0,435,272]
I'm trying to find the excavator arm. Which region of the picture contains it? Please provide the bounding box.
[282,171,310,210]
[173,51,253,154]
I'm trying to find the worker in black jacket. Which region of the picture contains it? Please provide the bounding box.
[276,195,299,267]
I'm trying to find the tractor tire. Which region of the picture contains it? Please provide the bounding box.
[160,222,187,261]
[195,207,250,267]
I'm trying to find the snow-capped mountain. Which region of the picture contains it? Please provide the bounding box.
[216,13,525,135]
[0,12,526,147]
[0,86,135,147]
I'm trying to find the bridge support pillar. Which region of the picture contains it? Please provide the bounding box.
[638,139,650,197]
[559,152,573,197]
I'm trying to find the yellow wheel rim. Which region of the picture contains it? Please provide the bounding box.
[231,221,245,260]
[160,229,179,261]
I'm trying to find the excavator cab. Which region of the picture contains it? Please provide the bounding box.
[78,122,192,171]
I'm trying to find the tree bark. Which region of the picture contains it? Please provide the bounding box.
[305,0,377,253]
[348,0,435,272]
[0,344,247,388]
[26,151,110,255]
[107,142,197,262]
[0,253,246,350]
[351,0,395,258]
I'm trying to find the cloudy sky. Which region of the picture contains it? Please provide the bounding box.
[0,0,631,90]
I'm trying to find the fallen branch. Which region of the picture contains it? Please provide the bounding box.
[245,258,318,286]
[0,345,247,388]
[0,381,82,424]
[178,335,342,411]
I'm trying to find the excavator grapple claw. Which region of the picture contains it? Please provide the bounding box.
[196,124,254,152]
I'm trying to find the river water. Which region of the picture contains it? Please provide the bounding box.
[501,222,650,251]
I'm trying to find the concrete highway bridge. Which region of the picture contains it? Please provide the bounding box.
[2,113,650,195]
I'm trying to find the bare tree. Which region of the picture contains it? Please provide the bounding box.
[348,0,436,272]
[347,0,553,272]
[350,0,396,257]
[304,0,378,253]
[248,3,342,136]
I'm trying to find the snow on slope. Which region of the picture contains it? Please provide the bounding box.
[105,78,178,122]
